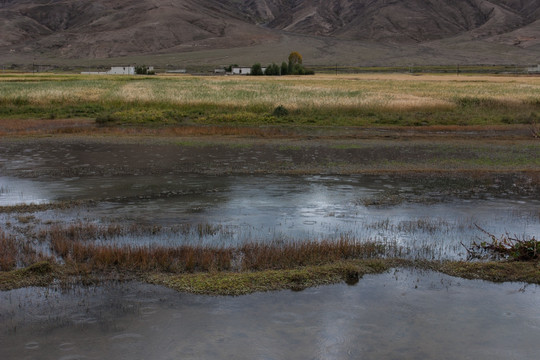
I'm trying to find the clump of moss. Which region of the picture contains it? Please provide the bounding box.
[437,261,540,284]
[0,261,55,290]
[144,260,391,295]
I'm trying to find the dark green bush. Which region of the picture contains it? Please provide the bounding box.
[250,63,264,76]
[272,105,289,117]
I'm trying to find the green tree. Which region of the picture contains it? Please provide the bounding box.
[135,65,148,74]
[281,62,289,75]
[250,63,264,76]
[288,52,303,65]
[265,63,280,76]
[288,51,302,74]
[293,63,305,75]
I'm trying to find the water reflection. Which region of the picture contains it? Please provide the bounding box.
[1,174,539,259]
[1,269,539,359]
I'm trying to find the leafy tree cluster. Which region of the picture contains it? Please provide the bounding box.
[135,65,155,75]
[247,52,314,76]
[264,63,281,75]
[251,63,264,75]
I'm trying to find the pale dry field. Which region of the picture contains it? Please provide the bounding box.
[1,73,538,112]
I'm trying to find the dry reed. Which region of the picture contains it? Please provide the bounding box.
[39,223,391,273]
[0,231,46,271]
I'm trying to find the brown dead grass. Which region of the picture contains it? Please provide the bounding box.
[0,231,47,271]
[39,223,389,273]
[0,233,17,271]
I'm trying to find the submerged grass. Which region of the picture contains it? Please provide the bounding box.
[0,200,96,213]
[0,232,49,271]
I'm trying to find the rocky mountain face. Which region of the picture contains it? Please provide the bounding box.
[0,0,538,61]
[253,0,537,41]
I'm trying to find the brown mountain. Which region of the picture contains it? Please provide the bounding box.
[1,0,539,65]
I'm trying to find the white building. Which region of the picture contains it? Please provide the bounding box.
[107,66,135,75]
[82,66,135,75]
[232,66,267,75]
[527,65,540,73]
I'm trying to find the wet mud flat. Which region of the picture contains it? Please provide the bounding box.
[1,135,539,177]
[1,269,540,360]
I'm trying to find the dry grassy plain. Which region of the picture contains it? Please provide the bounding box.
[0,73,539,127]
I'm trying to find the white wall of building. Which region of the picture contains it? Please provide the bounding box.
[82,66,137,75]
[527,65,540,73]
[107,66,135,75]
[232,67,252,75]
[231,67,267,75]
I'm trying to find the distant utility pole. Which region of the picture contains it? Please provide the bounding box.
[457,64,460,76]
[336,63,338,75]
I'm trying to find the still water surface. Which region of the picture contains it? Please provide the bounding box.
[1,143,539,358]
[1,174,538,259]
[1,269,539,360]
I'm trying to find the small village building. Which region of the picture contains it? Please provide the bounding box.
[527,64,540,73]
[232,67,251,75]
[214,68,226,74]
[107,66,135,75]
[231,66,267,75]
[82,66,136,75]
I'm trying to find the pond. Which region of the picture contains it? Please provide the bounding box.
[1,269,539,360]
[1,140,539,359]
[1,173,538,259]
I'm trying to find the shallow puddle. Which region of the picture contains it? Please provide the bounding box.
[1,269,539,360]
[1,173,538,259]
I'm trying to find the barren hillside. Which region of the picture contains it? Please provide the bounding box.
[0,0,538,65]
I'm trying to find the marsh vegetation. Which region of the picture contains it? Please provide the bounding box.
[0,72,538,294]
